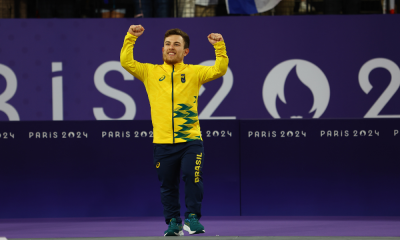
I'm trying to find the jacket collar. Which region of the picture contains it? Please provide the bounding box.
[162,61,185,72]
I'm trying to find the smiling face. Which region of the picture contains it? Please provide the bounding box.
[162,35,189,65]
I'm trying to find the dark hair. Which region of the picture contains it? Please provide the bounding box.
[164,28,190,49]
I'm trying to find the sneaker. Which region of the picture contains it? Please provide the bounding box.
[164,218,183,236]
[184,213,205,234]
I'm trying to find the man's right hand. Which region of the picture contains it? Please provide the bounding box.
[128,25,145,37]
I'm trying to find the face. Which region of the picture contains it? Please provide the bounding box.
[162,35,189,65]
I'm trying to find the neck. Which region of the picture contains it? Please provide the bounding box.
[164,61,183,66]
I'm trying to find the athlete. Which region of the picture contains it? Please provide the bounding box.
[120,25,228,236]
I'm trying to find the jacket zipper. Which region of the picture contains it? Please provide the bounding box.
[171,65,175,143]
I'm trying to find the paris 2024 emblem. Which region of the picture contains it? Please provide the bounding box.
[263,59,330,118]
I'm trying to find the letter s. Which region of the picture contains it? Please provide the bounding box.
[93,61,136,120]
[0,64,20,120]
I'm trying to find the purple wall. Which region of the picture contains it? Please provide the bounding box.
[240,119,400,216]
[1,16,399,219]
[0,15,399,121]
[1,119,399,218]
[0,120,240,218]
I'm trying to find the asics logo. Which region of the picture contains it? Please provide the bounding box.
[159,75,166,81]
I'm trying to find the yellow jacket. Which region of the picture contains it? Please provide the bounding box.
[120,33,229,144]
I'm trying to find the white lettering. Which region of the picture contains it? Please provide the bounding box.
[395,130,398,136]
[52,62,62,72]
[52,67,63,120]
[93,61,136,120]
[29,132,34,138]
[334,130,339,137]
[0,64,20,120]
[254,131,259,137]
[248,131,253,138]
[359,58,400,118]
[261,131,266,137]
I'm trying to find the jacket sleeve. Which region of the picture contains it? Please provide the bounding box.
[197,41,229,85]
[120,33,149,83]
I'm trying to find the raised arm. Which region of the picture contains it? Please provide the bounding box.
[198,33,229,84]
[120,25,149,82]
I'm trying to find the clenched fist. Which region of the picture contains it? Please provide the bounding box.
[128,25,145,37]
[208,33,224,45]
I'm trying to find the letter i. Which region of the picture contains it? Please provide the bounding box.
[52,62,63,120]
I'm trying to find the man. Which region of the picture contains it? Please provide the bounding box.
[120,25,228,236]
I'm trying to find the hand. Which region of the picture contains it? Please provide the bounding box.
[208,33,224,45]
[128,25,145,37]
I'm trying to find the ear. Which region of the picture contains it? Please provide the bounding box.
[162,47,164,53]
[184,48,189,56]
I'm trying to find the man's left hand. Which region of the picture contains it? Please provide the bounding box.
[208,33,224,45]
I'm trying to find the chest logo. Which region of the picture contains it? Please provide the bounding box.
[181,74,186,83]
[159,75,166,81]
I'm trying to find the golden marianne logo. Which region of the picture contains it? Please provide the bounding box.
[195,153,202,183]
[156,162,160,168]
